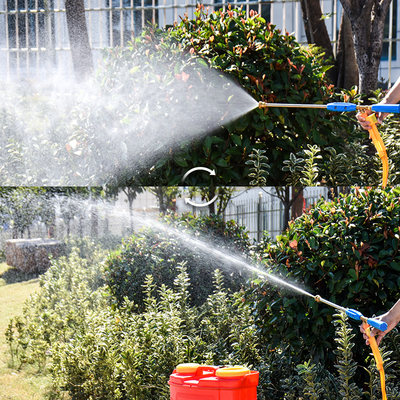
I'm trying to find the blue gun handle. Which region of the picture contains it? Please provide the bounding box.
[346,309,363,321]
[367,318,388,332]
[327,102,357,112]
[371,104,400,114]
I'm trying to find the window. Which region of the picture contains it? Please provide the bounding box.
[109,0,158,45]
[6,0,55,70]
[382,0,397,61]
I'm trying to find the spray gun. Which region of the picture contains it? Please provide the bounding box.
[313,294,387,400]
[258,101,400,115]
[258,101,400,188]
[262,267,389,399]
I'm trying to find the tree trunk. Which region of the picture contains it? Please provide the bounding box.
[90,205,98,237]
[336,12,359,88]
[291,187,304,219]
[300,0,337,82]
[65,0,93,80]
[340,0,392,94]
[282,188,291,231]
[128,199,134,232]
[276,187,304,232]
[158,189,167,214]
[208,186,216,215]
[275,187,292,231]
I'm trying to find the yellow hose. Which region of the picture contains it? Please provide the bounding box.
[362,322,387,400]
[364,113,389,188]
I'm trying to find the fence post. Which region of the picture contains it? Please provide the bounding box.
[257,191,263,242]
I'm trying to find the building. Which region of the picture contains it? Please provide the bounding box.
[0,0,398,82]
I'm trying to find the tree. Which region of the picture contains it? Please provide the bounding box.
[150,187,179,214]
[185,186,234,216]
[341,0,392,93]
[299,0,358,88]
[300,0,392,94]
[58,196,82,236]
[258,187,303,231]
[336,13,359,89]
[299,0,338,82]
[122,186,144,232]
[65,0,93,79]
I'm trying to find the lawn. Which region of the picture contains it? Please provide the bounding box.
[0,262,49,399]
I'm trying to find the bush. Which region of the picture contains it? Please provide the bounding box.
[105,213,251,307]
[7,236,400,399]
[247,187,400,363]
[65,234,123,257]
[6,244,108,370]
[99,6,344,186]
[12,265,261,399]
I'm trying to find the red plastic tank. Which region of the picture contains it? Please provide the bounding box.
[169,363,259,400]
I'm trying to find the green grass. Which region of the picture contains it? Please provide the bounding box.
[0,262,49,399]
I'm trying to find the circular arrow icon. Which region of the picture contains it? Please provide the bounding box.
[184,194,219,208]
[182,167,217,208]
[181,167,216,183]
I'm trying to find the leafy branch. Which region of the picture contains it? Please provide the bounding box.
[245,149,270,186]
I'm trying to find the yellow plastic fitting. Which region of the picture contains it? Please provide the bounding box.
[176,363,200,374]
[215,366,250,378]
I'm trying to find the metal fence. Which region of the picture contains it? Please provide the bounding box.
[0,0,398,81]
[224,190,283,241]
[222,187,329,241]
[0,187,330,250]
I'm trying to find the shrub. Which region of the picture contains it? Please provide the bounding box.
[105,213,251,307]
[7,241,400,399]
[247,187,400,364]
[42,267,261,399]
[99,6,345,186]
[6,244,108,370]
